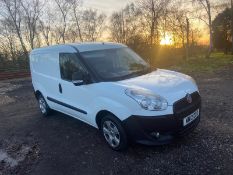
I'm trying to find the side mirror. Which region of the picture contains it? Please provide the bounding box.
[72,71,89,86]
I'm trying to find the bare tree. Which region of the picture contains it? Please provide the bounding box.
[20,0,43,49]
[110,3,143,44]
[0,18,19,61]
[39,20,51,46]
[174,14,186,48]
[184,17,190,59]
[81,9,106,41]
[138,0,171,45]
[70,0,83,42]
[167,6,191,58]
[194,0,212,57]
[39,7,55,46]
[231,0,233,54]
[54,0,71,43]
[110,12,125,43]
[0,0,28,55]
[66,27,78,43]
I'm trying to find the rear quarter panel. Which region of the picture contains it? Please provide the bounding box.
[30,52,61,108]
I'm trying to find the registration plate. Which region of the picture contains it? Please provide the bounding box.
[183,109,199,126]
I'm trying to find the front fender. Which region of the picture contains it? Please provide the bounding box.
[90,97,132,122]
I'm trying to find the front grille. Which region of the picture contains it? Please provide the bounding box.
[173,91,201,116]
[173,91,201,135]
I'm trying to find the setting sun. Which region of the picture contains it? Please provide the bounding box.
[160,33,173,45]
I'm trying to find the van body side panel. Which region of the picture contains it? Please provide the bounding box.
[30,52,63,110]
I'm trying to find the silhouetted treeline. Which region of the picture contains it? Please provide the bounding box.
[0,0,230,72]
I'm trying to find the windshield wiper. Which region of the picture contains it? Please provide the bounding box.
[133,66,153,75]
[111,66,156,81]
[119,67,151,79]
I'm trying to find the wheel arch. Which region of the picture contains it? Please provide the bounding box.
[35,90,43,100]
[95,110,117,129]
[92,97,132,129]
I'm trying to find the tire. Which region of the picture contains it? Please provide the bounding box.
[37,94,51,117]
[101,114,128,151]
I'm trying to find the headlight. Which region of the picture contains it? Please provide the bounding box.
[125,88,168,111]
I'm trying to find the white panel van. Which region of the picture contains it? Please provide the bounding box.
[30,42,201,150]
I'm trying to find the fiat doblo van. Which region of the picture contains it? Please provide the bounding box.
[30,42,201,150]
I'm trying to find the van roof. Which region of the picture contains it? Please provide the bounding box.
[30,42,126,54]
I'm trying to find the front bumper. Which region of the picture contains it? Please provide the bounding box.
[122,91,201,145]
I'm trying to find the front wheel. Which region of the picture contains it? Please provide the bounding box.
[38,94,51,117]
[101,114,128,151]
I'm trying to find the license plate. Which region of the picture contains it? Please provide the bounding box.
[183,109,199,126]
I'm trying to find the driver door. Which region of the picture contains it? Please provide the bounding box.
[58,52,90,121]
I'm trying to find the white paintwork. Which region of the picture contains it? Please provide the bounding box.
[30,42,199,128]
[30,42,125,55]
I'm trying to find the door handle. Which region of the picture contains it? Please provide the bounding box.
[59,83,62,93]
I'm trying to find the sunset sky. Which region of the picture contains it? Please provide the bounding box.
[82,0,210,45]
[83,0,134,14]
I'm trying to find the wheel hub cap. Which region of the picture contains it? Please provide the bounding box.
[39,98,46,114]
[102,120,120,148]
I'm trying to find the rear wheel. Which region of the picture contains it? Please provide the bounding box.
[101,114,128,151]
[38,94,51,117]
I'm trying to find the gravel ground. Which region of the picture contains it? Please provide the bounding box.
[0,67,232,175]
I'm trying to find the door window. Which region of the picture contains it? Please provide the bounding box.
[59,53,85,81]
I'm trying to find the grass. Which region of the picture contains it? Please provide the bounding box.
[168,52,233,74]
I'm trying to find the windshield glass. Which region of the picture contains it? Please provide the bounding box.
[80,47,150,80]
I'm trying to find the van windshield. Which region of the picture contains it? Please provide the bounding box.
[80,47,151,80]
